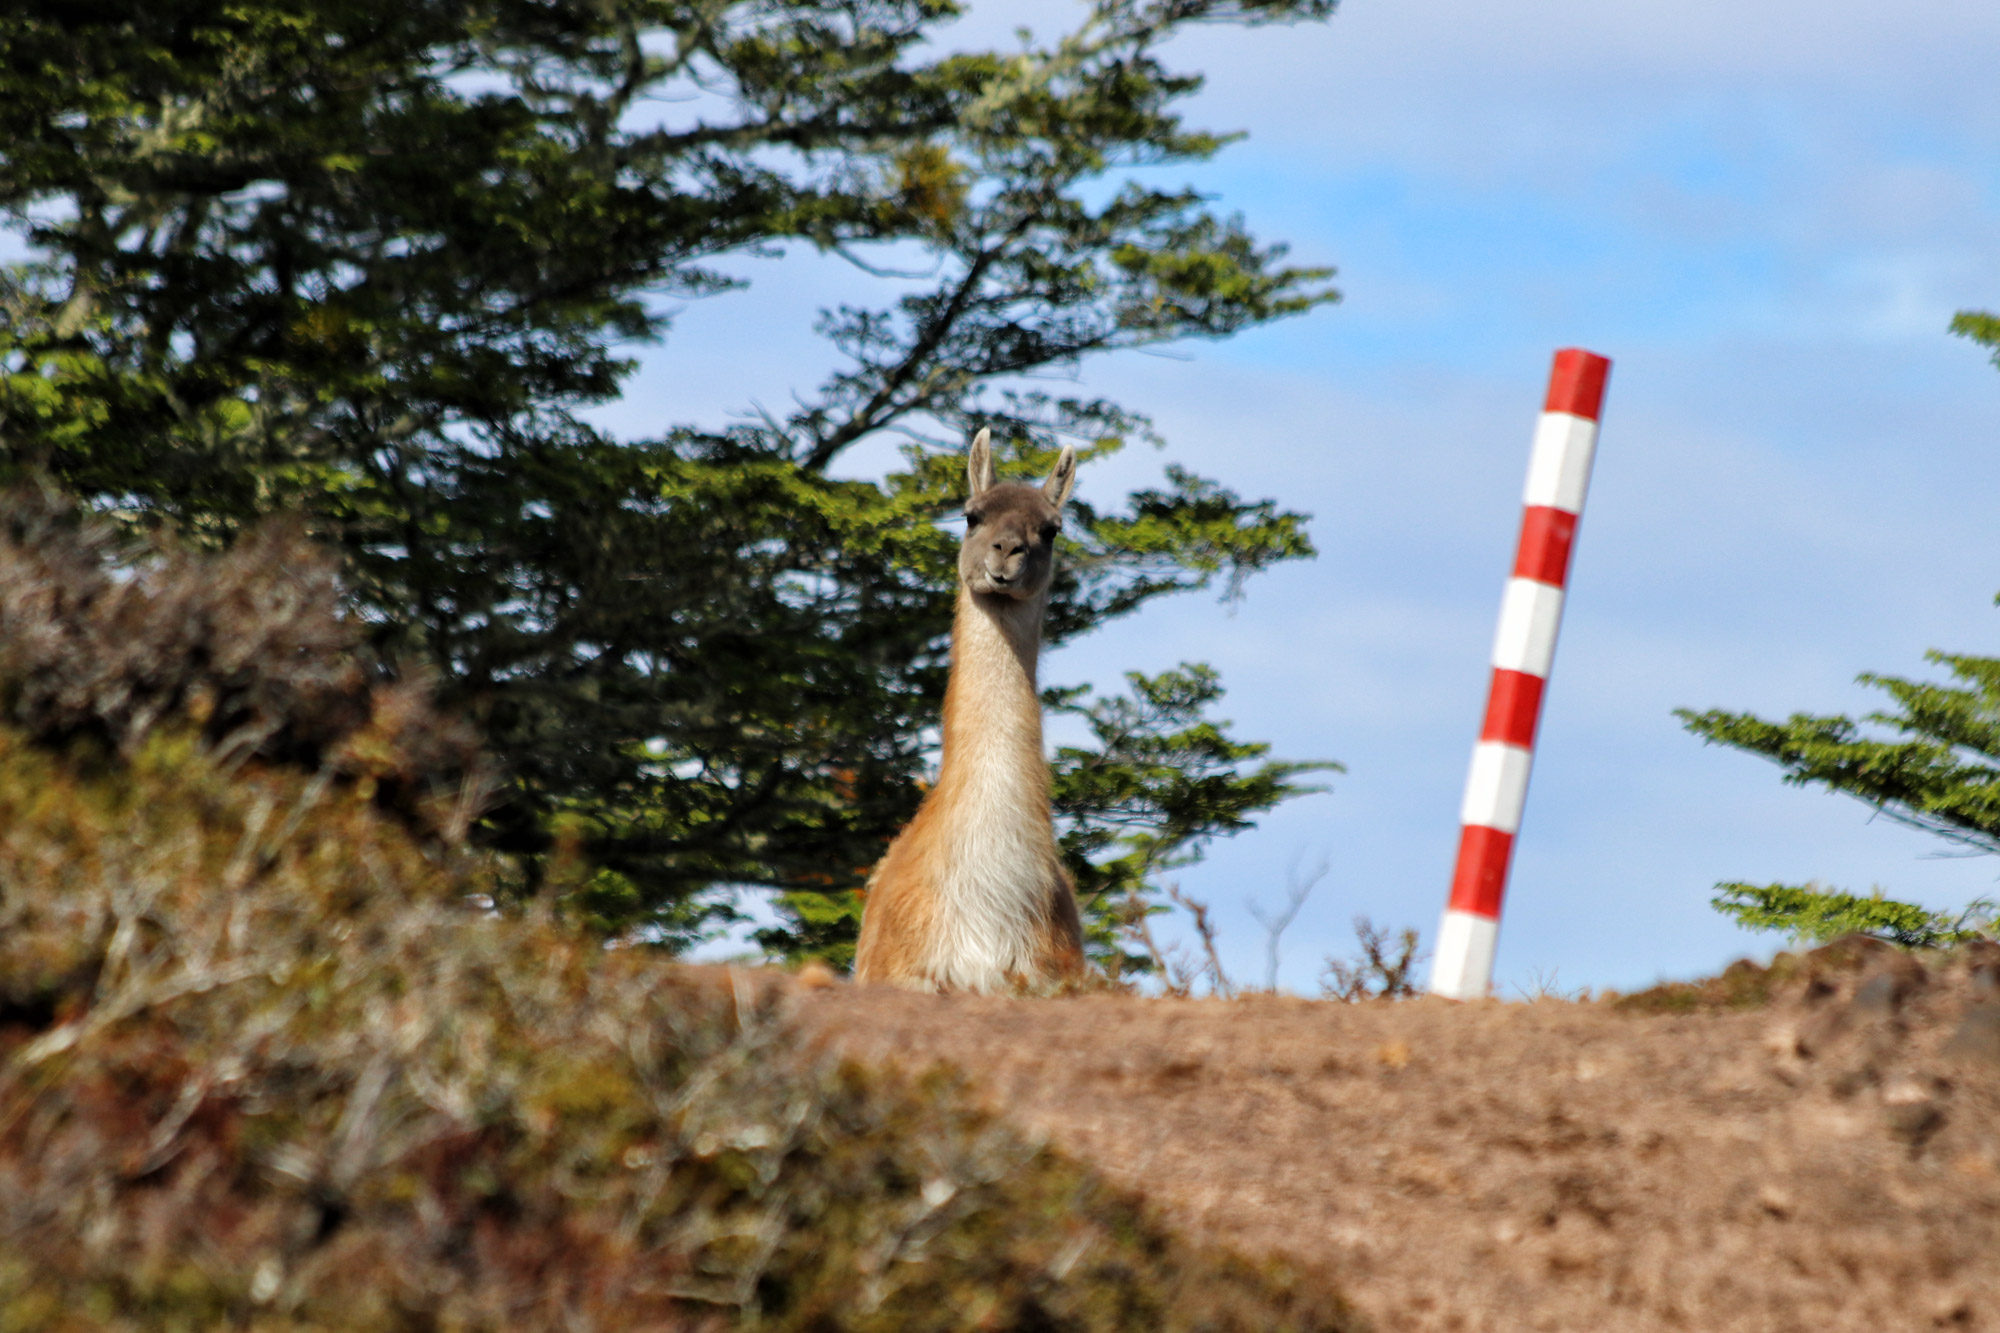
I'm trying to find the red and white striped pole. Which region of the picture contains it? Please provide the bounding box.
[1430,348,1612,1000]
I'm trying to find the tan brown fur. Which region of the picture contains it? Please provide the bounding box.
[853,430,1086,993]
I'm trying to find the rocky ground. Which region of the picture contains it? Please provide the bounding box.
[792,938,2000,1333]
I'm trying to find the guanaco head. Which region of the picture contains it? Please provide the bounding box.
[958,427,1077,601]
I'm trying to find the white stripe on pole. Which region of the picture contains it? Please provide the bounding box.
[1491,579,1565,677]
[1430,348,1612,1000]
[1523,413,1599,512]
[1431,910,1501,1001]
[1460,741,1533,833]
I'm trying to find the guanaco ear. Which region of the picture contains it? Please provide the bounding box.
[1041,445,1077,509]
[967,427,995,498]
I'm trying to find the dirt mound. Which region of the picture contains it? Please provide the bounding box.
[797,940,2000,1333]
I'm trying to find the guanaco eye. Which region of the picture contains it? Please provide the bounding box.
[1039,522,1059,541]
[964,511,983,528]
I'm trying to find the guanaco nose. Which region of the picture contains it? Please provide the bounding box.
[987,538,1028,582]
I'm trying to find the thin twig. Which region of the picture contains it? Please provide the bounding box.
[1166,884,1232,999]
[1247,855,1327,992]
[1120,888,1180,994]
[1321,916,1425,1002]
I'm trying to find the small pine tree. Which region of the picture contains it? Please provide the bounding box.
[1677,311,2000,948]
[1048,665,1337,977]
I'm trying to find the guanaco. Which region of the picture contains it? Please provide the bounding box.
[852,428,1086,992]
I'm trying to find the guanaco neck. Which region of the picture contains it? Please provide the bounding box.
[934,586,1050,809]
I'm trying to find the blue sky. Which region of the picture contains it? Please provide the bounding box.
[607,0,2000,994]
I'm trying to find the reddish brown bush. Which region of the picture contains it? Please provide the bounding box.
[0,489,485,835]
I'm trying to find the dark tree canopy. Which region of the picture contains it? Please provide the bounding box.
[0,0,1340,957]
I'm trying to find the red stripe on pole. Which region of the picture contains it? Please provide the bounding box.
[1447,824,1515,918]
[1511,505,1578,587]
[1543,348,1611,421]
[1479,669,1545,749]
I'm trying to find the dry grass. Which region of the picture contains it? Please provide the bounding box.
[805,944,2000,1333]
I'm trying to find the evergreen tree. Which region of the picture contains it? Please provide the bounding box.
[1676,311,2000,948]
[0,0,1339,958]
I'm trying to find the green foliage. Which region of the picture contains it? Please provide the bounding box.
[1952,307,2000,369]
[0,503,1366,1331]
[1050,664,1337,974]
[1676,644,2000,857]
[1712,882,1997,949]
[1677,309,2000,946]
[0,0,1340,953]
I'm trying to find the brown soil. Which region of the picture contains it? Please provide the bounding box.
[790,940,2000,1333]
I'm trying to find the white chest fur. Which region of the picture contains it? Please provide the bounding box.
[920,708,1060,993]
[923,830,1059,992]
